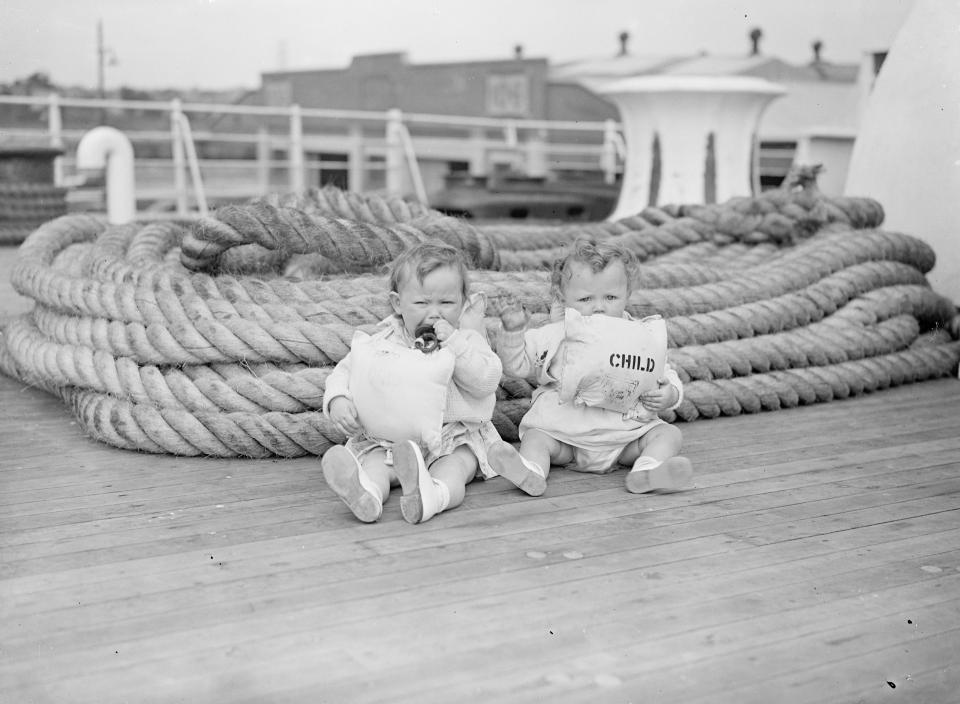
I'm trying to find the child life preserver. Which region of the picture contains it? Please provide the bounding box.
[558,309,668,413]
[348,330,456,452]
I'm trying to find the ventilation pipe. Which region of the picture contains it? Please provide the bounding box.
[76,126,135,224]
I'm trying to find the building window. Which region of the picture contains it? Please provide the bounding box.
[263,80,292,107]
[310,152,348,189]
[485,74,530,117]
[758,140,797,190]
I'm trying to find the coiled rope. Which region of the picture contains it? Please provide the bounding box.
[1,182,957,457]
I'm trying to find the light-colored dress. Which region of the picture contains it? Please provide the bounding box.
[497,312,684,474]
[324,315,504,479]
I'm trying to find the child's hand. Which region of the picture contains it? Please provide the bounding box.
[459,292,487,335]
[639,379,678,412]
[499,295,529,332]
[329,396,362,437]
[433,319,456,342]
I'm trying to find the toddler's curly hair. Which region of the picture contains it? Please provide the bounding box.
[550,237,639,299]
[389,241,471,299]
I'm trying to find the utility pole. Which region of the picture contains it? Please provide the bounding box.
[97,19,106,99]
[97,19,106,123]
[97,20,118,123]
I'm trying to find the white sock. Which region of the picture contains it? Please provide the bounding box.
[421,478,450,522]
[434,479,451,513]
[631,456,662,472]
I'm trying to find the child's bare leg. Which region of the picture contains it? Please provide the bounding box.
[619,424,683,464]
[618,425,693,493]
[322,446,394,522]
[429,445,478,510]
[488,429,572,496]
[362,449,396,501]
[521,429,573,477]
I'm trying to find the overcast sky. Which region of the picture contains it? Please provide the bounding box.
[1,0,917,90]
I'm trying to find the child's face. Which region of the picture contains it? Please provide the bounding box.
[560,260,630,318]
[390,265,466,337]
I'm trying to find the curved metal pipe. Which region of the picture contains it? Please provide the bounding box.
[76,126,136,224]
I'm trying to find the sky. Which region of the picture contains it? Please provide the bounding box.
[0,0,918,90]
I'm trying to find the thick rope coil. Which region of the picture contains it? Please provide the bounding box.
[2,184,957,458]
[1,294,935,415]
[12,215,937,331]
[664,340,960,423]
[3,338,950,456]
[178,174,884,276]
[255,185,433,223]
[15,260,934,368]
[180,203,499,273]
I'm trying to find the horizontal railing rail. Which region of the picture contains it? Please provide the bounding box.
[0,94,623,213]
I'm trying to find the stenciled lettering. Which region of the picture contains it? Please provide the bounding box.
[609,353,656,372]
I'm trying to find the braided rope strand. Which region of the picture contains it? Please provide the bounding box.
[2,185,957,458]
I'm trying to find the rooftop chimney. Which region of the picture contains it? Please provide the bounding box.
[514,44,523,60]
[618,30,630,57]
[749,27,763,56]
[811,39,823,64]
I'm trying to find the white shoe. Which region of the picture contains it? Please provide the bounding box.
[626,456,693,494]
[488,441,547,496]
[321,446,383,522]
[393,440,443,524]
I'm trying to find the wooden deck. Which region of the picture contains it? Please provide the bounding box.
[2,244,960,703]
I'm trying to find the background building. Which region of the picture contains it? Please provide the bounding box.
[258,33,866,199]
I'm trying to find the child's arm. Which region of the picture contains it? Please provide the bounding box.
[434,325,503,398]
[496,298,541,380]
[322,353,362,436]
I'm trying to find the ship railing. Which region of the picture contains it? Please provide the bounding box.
[0,94,623,213]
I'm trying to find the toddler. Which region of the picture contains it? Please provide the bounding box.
[490,237,693,495]
[321,241,539,523]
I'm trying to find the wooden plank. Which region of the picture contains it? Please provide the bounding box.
[3,448,957,601]
[5,485,959,677]
[4,436,956,565]
[683,622,960,704]
[2,297,959,704]
[9,537,956,704]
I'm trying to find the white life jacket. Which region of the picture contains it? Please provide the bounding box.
[558,309,668,413]
[348,330,455,452]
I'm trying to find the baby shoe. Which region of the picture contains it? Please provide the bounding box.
[626,456,693,494]
[488,441,547,496]
[321,446,383,522]
[393,440,447,524]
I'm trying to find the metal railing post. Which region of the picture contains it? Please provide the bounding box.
[256,127,271,194]
[47,93,64,186]
[469,127,486,178]
[526,127,547,178]
[385,108,405,197]
[348,124,365,193]
[289,104,305,193]
[171,98,188,214]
